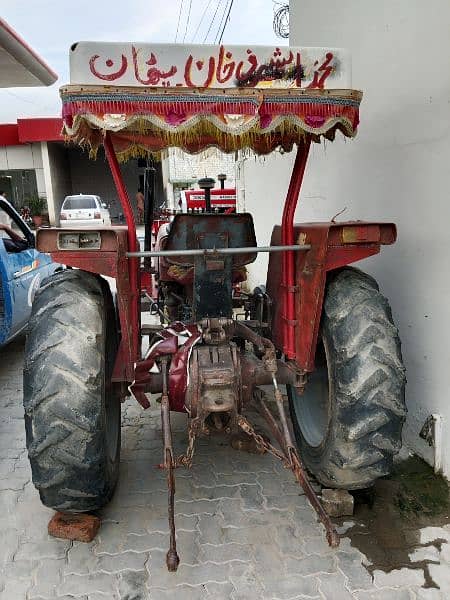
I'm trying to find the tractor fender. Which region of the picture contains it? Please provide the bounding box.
[266,221,396,372]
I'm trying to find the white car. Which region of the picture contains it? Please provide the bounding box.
[59,194,112,227]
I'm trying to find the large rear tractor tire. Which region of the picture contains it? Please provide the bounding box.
[288,267,406,490]
[23,270,121,512]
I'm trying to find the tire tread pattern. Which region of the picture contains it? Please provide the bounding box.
[290,267,406,490]
[23,270,119,511]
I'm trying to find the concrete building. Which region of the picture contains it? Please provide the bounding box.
[0,118,159,224]
[239,0,450,477]
[0,118,236,224]
[0,16,59,216]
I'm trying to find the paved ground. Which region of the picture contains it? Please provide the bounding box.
[1,336,449,600]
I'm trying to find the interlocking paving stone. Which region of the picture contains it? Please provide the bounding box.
[206,582,235,599]
[95,551,148,574]
[0,579,32,600]
[427,563,450,595]
[239,483,264,511]
[336,550,373,591]
[1,336,449,600]
[0,527,21,565]
[117,569,148,600]
[120,532,170,554]
[197,514,227,545]
[414,588,446,600]
[317,572,355,599]
[273,523,305,556]
[283,553,337,576]
[14,540,71,562]
[356,590,415,600]
[228,563,265,600]
[65,542,97,576]
[28,558,65,599]
[373,567,425,588]
[57,572,119,597]
[1,558,36,581]
[261,573,320,599]
[148,585,209,599]
[198,542,253,564]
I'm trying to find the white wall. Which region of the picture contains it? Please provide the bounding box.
[242,0,450,475]
[167,147,236,186]
[236,152,294,289]
[0,143,46,196]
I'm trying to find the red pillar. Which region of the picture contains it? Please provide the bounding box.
[104,132,140,363]
[280,139,311,358]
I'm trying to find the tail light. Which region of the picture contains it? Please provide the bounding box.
[94,211,101,219]
[60,213,67,220]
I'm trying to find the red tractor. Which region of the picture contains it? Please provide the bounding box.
[23,42,406,571]
[179,184,236,213]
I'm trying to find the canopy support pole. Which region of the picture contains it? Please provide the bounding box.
[281,139,311,359]
[104,132,141,364]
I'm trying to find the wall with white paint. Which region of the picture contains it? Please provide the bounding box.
[236,151,294,289]
[241,0,450,475]
[165,147,236,209]
[0,143,46,198]
[168,148,235,185]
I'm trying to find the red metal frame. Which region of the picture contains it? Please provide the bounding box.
[104,132,141,364]
[280,140,311,359]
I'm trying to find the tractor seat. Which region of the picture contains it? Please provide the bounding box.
[163,213,257,268]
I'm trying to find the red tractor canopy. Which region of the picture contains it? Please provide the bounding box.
[61,42,361,158]
[61,84,361,158]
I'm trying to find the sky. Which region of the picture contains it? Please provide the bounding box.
[0,0,282,122]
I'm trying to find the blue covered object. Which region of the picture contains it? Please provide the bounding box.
[0,197,60,346]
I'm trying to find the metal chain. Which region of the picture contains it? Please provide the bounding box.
[175,422,197,468]
[236,416,289,465]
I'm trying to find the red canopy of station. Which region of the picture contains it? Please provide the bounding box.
[0,117,63,146]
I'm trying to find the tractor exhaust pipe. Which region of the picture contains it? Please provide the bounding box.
[217,173,226,189]
[198,177,215,212]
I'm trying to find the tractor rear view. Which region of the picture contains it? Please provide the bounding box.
[23,42,406,570]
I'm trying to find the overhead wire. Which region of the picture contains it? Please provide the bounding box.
[192,0,215,42]
[217,0,234,44]
[213,0,231,43]
[182,0,193,42]
[174,0,184,42]
[203,0,223,43]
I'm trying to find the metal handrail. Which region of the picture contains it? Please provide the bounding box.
[126,244,311,258]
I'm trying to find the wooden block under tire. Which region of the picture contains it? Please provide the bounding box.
[48,512,101,543]
[321,489,354,517]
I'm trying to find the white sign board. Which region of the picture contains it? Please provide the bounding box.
[69,43,351,89]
